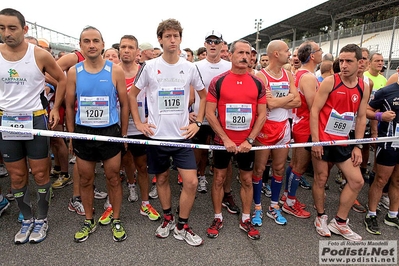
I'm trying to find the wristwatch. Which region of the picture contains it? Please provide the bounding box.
[195,121,202,127]
[246,137,254,145]
[355,144,363,150]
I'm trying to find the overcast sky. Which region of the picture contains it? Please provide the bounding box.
[2,0,327,50]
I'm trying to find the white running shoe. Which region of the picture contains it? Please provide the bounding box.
[197,176,208,193]
[328,218,362,241]
[94,187,108,199]
[127,184,138,202]
[156,214,175,238]
[173,224,204,246]
[29,219,49,243]
[149,185,158,199]
[314,215,331,237]
[15,218,34,244]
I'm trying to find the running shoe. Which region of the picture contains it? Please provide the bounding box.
[173,224,204,246]
[206,218,223,238]
[339,180,346,192]
[279,195,306,209]
[328,218,362,241]
[98,207,113,225]
[94,187,108,199]
[314,215,331,237]
[149,185,158,199]
[29,219,48,243]
[239,219,260,240]
[197,176,208,193]
[261,183,271,198]
[74,219,96,243]
[69,155,76,164]
[111,219,127,242]
[352,199,366,213]
[335,170,344,184]
[127,184,138,202]
[384,214,399,229]
[140,203,161,221]
[314,214,331,237]
[156,214,175,238]
[379,195,390,210]
[222,193,240,214]
[0,197,10,216]
[5,191,14,201]
[49,168,61,178]
[251,209,263,226]
[177,174,183,185]
[68,198,86,216]
[0,164,8,177]
[15,218,34,244]
[364,215,381,235]
[52,174,73,189]
[282,201,311,218]
[299,176,311,189]
[267,205,287,225]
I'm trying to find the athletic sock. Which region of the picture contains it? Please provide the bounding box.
[270,175,283,204]
[36,181,51,220]
[177,217,188,230]
[287,170,301,199]
[367,211,377,217]
[214,213,223,221]
[61,171,68,177]
[242,213,250,222]
[12,185,33,220]
[252,174,262,205]
[163,208,172,216]
[335,216,347,225]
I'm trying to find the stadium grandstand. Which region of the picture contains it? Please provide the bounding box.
[25,20,79,56]
[241,0,399,77]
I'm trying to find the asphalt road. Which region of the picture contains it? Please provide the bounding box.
[0,151,398,266]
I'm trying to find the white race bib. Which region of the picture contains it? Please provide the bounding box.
[225,104,252,131]
[158,87,185,114]
[79,96,110,125]
[270,82,289,98]
[324,109,354,137]
[1,112,33,140]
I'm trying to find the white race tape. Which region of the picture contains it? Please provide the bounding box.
[0,126,397,151]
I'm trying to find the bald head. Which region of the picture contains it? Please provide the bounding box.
[322,53,334,62]
[320,61,333,75]
[266,40,286,55]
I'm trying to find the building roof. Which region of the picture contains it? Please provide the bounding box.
[244,0,399,49]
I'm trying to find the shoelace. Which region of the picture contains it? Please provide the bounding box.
[20,222,32,233]
[33,221,44,233]
[80,222,93,233]
[210,219,222,229]
[183,225,196,235]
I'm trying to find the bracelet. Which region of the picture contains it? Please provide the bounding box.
[375,112,383,122]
